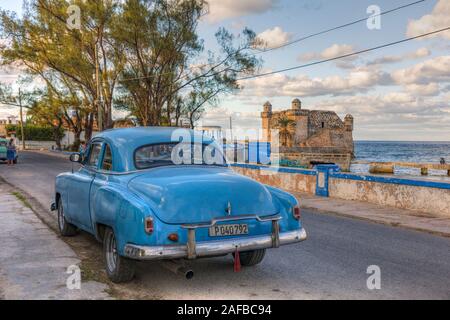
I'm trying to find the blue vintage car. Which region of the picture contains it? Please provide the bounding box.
[52,127,307,283]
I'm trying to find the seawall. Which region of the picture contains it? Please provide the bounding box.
[232,164,450,218]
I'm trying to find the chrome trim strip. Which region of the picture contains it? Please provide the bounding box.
[124,228,307,261]
[85,164,232,176]
[181,214,282,230]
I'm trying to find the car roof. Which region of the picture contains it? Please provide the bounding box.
[92,127,217,172]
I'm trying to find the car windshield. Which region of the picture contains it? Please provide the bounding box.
[135,143,227,169]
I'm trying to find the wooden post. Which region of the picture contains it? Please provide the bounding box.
[447,170,450,177]
[421,167,428,176]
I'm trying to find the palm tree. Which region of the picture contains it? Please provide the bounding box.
[274,116,296,147]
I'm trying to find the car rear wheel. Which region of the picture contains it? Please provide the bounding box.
[103,228,136,283]
[234,249,266,266]
[57,198,77,236]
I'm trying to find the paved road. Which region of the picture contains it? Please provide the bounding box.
[1,151,449,299]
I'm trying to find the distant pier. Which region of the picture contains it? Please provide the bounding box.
[357,161,450,176]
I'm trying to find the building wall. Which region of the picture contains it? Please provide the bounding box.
[0,124,6,137]
[294,115,309,144]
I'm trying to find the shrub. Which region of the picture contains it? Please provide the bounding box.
[6,124,64,141]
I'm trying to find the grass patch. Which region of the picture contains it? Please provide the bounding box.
[11,191,33,209]
[79,259,111,285]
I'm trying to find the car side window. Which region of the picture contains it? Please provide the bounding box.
[87,143,102,168]
[101,144,113,171]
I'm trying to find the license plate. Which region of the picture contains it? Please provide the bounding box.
[209,224,249,237]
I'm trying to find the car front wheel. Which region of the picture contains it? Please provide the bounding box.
[234,249,266,266]
[103,228,136,283]
[57,198,77,236]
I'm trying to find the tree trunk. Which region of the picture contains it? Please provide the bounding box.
[84,113,94,141]
[73,130,82,151]
[53,126,62,151]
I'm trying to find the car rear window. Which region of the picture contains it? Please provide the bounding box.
[135,143,226,169]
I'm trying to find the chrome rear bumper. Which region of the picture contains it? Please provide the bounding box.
[124,228,307,261]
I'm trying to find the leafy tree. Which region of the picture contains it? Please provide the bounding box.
[112,0,262,127]
[1,0,123,135]
[1,0,262,133]
[26,87,68,149]
[275,116,296,147]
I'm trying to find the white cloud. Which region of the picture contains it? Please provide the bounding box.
[299,44,356,61]
[202,107,261,132]
[406,0,450,40]
[240,66,392,98]
[256,26,292,48]
[367,47,431,66]
[238,54,450,101]
[204,0,278,23]
[310,93,450,140]
[404,83,440,96]
[392,55,450,85]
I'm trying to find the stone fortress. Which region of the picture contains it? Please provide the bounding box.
[261,98,354,171]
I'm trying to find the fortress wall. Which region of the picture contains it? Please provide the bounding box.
[276,151,353,171]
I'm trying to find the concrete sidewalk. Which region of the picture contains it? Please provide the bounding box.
[296,192,450,238]
[0,184,110,300]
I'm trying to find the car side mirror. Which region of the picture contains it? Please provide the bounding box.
[70,153,82,163]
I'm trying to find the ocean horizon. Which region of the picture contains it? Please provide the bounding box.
[351,141,450,176]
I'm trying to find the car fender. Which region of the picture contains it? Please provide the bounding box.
[55,173,72,221]
[264,185,301,231]
[90,184,156,253]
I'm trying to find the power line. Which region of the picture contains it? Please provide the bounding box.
[118,0,428,84]
[237,27,450,81]
[256,0,428,53]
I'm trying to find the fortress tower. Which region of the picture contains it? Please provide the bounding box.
[344,114,354,132]
[291,98,301,110]
[261,101,273,142]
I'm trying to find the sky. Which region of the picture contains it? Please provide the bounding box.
[1,0,449,141]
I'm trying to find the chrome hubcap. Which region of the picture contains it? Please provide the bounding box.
[106,233,118,273]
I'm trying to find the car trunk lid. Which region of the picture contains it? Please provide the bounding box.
[128,166,279,224]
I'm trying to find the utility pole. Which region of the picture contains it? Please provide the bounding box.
[229,116,233,141]
[95,42,103,132]
[18,88,25,150]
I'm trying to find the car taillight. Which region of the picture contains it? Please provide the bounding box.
[293,206,301,220]
[144,217,154,234]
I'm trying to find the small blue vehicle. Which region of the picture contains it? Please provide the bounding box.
[52,128,307,283]
[0,138,18,164]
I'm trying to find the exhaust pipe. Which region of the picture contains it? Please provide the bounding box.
[160,260,194,280]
